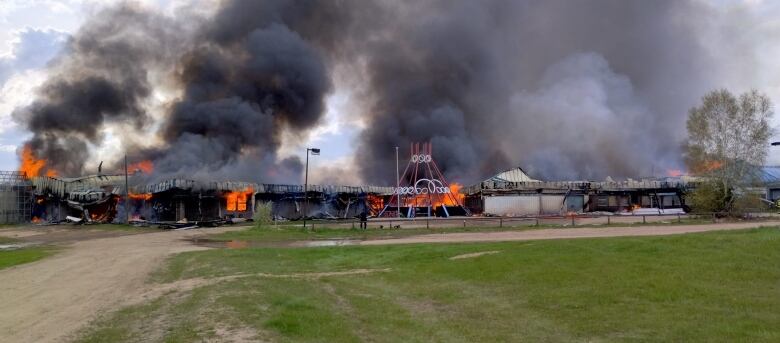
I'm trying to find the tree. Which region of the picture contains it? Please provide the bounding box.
[685,89,773,214]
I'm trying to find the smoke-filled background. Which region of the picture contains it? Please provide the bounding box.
[3,0,777,184]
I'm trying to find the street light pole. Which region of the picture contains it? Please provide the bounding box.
[303,147,320,228]
[124,154,129,224]
[395,146,400,218]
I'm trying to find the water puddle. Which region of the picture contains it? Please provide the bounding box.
[300,240,358,247]
[0,243,28,251]
[190,238,358,249]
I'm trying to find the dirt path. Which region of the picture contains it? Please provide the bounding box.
[2,221,778,342]
[0,226,243,343]
[360,221,780,245]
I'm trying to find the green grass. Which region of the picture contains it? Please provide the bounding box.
[0,237,57,270]
[210,224,529,243]
[209,216,717,244]
[79,227,780,342]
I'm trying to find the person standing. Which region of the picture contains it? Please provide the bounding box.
[359,210,368,230]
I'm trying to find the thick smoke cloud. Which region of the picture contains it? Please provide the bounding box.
[11,0,757,184]
[12,5,182,176]
[151,22,330,179]
[353,0,731,183]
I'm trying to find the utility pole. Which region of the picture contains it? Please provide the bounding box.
[303,147,320,228]
[124,154,129,224]
[396,146,400,218]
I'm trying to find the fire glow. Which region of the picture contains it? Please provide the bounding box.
[129,193,153,201]
[403,182,465,208]
[128,160,153,174]
[225,187,253,212]
[19,145,57,177]
[666,169,684,177]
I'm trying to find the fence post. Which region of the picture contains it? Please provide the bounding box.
[642,215,646,224]
[426,219,429,229]
[712,213,716,223]
[389,220,392,230]
[677,213,681,223]
[535,218,540,226]
[500,218,503,228]
[463,220,466,228]
[571,215,575,227]
[351,220,355,229]
[607,216,611,225]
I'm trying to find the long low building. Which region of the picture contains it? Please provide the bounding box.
[7,164,775,224]
[464,167,694,216]
[25,174,393,223]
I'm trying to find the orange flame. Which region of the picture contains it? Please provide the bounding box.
[446,183,466,206]
[19,145,58,177]
[666,169,684,177]
[703,160,723,172]
[225,187,253,211]
[690,160,723,175]
[128,160,153,174]
[367,194,385,215]
[403,182,465,208]
[129,193,153,201]
[31,216,42,223]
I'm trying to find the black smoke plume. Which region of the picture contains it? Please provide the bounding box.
[12,0,754,184]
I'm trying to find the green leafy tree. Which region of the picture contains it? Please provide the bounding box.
[685,89,773,214]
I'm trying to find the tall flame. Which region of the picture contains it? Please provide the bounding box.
[19,145,57,177]
[403,182,465,208]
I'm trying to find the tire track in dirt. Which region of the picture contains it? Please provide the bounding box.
[0,227,243,343]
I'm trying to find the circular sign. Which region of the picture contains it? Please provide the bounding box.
[394,178,450,195]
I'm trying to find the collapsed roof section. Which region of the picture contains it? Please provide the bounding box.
[30,175,395,197]
[31,174,126,198]
[136,179,394,195]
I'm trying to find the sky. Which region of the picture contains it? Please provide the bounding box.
[2,0,780,180]
[0,0,362,178]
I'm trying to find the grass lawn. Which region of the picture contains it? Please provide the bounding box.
[79,227,780,342]
[209,217,717,244]
[0,237,57,270]
[209,224,532,243]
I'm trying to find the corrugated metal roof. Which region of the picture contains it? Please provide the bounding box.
[761,166,780,184]
[487,167,540,183]
[137,179,394,195]
[32,174,127,197]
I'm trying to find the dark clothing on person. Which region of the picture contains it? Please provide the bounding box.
[359,211,368,229]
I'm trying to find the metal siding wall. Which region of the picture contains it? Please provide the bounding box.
[484,196,540,216]
[540,195,565,214]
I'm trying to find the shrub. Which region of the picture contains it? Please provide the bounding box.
[253,201,273,228]
[687,181,730,214]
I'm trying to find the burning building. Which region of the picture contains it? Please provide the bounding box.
[23,173,393,224]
